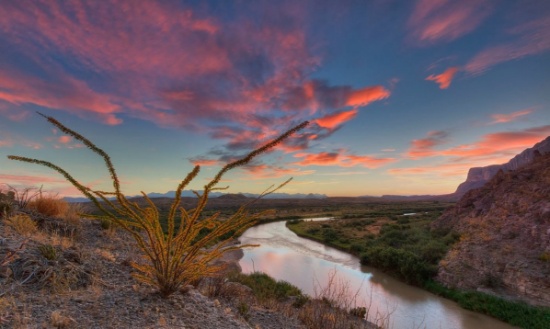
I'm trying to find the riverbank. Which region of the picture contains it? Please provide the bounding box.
[286,217,550,329]
[1,212,380,329]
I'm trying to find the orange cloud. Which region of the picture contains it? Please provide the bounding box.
[489,108,534,124]
[426,67,459,89]
[0,174,66,185]
[388,162,470,178]
[294,150,396,169]
[407,131,449,158]
[190,158,220,167]
[315,110,358,129]
[408,0,493,44]
[345,86,390,107]
[57,136,72,144]
[243,164,315,179]
[441,125,550,159]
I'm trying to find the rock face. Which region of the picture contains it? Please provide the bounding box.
[432,153,550,307]
[454,136,550,198]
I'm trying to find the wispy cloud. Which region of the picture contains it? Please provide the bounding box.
[407,0,493,44]
[294,149,396,169]
[426,67,459,89]
[441,125,550,159]
[315,110,358,129]
[489,108,534,124]
[0,1,390,159]
[406,130,449,159]
[465,15,550,75]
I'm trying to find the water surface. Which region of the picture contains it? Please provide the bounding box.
[238,219,517,329]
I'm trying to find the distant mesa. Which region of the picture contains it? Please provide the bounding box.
[64,190,327,202]
[215,193,248,200]
[453,136,550,199]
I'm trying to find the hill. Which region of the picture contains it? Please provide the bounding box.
[432,152,550,307]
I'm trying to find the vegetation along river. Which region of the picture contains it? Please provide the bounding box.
[238,218,517,329]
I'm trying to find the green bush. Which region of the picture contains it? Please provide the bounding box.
[229,272,304,301]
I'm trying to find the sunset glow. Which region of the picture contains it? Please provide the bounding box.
[0,1,548,197]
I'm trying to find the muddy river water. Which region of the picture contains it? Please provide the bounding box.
[238,219,517,329]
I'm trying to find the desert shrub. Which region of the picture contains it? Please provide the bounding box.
[349,306,366,318]
[237,301,250,320]
[322,228,338,242]
[349,242,365,254]
[4,213,37,236]
[8,113,308,297]
[38,244,58,261]
[425,281,550,329]
[0,190,15,218]
[28,194,69,218]
[229,272,303,301]
[361,246,433,284]
[538,252,550,262]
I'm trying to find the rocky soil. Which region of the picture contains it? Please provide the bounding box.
[1,211,375,328]
[432,153,550,307]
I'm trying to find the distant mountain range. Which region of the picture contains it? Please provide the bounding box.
[64,191,327,203]
[65,136,549,203]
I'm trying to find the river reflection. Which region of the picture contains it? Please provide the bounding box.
[238,220,517,329]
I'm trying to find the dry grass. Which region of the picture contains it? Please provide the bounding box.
[297,270,390,329]
[28,194,69,218]
[3,214,37,236]
[50,310,76,329]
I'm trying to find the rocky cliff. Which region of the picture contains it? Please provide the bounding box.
[432,153,550,307]
[454,136,550,198]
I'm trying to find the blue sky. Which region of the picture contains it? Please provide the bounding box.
[1,0,549,197]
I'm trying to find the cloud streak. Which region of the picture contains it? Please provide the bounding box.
[489,108,534,124]
[406,130,449,158]
[465,15,550,75]
[408,0,493,44]
[294,150,396,169]
[426,67,459,89]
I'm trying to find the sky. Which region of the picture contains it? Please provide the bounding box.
[0,0,549,198]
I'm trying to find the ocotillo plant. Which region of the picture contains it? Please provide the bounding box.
[8,113,308,297]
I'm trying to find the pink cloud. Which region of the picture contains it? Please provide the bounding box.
[0,67,121,125]
[426,67,459,89]
[345,86,390,107]
[0,174,66,185]
[294,150,396,169]
[388,162,470,178]
[243,164,315,179]
[408,0,493,44]
[315,110,358,129]
[57,136,72,144]
[406,131,449,158]
[441,125,550,159]
[465,16,550,75]
[489,108,534,124]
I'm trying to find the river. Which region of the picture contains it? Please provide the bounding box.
[238,219,517,329]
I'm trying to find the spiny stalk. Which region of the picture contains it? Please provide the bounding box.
[8,113,309,297]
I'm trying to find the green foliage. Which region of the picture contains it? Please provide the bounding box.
[0,190,15,218]
[237,301,250,320]
[8,113,308,297]
[229,272,304,301]
[539,252,550,262]
[425,281,550,329]
[38,244,58,261]
[287,205,459,286]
